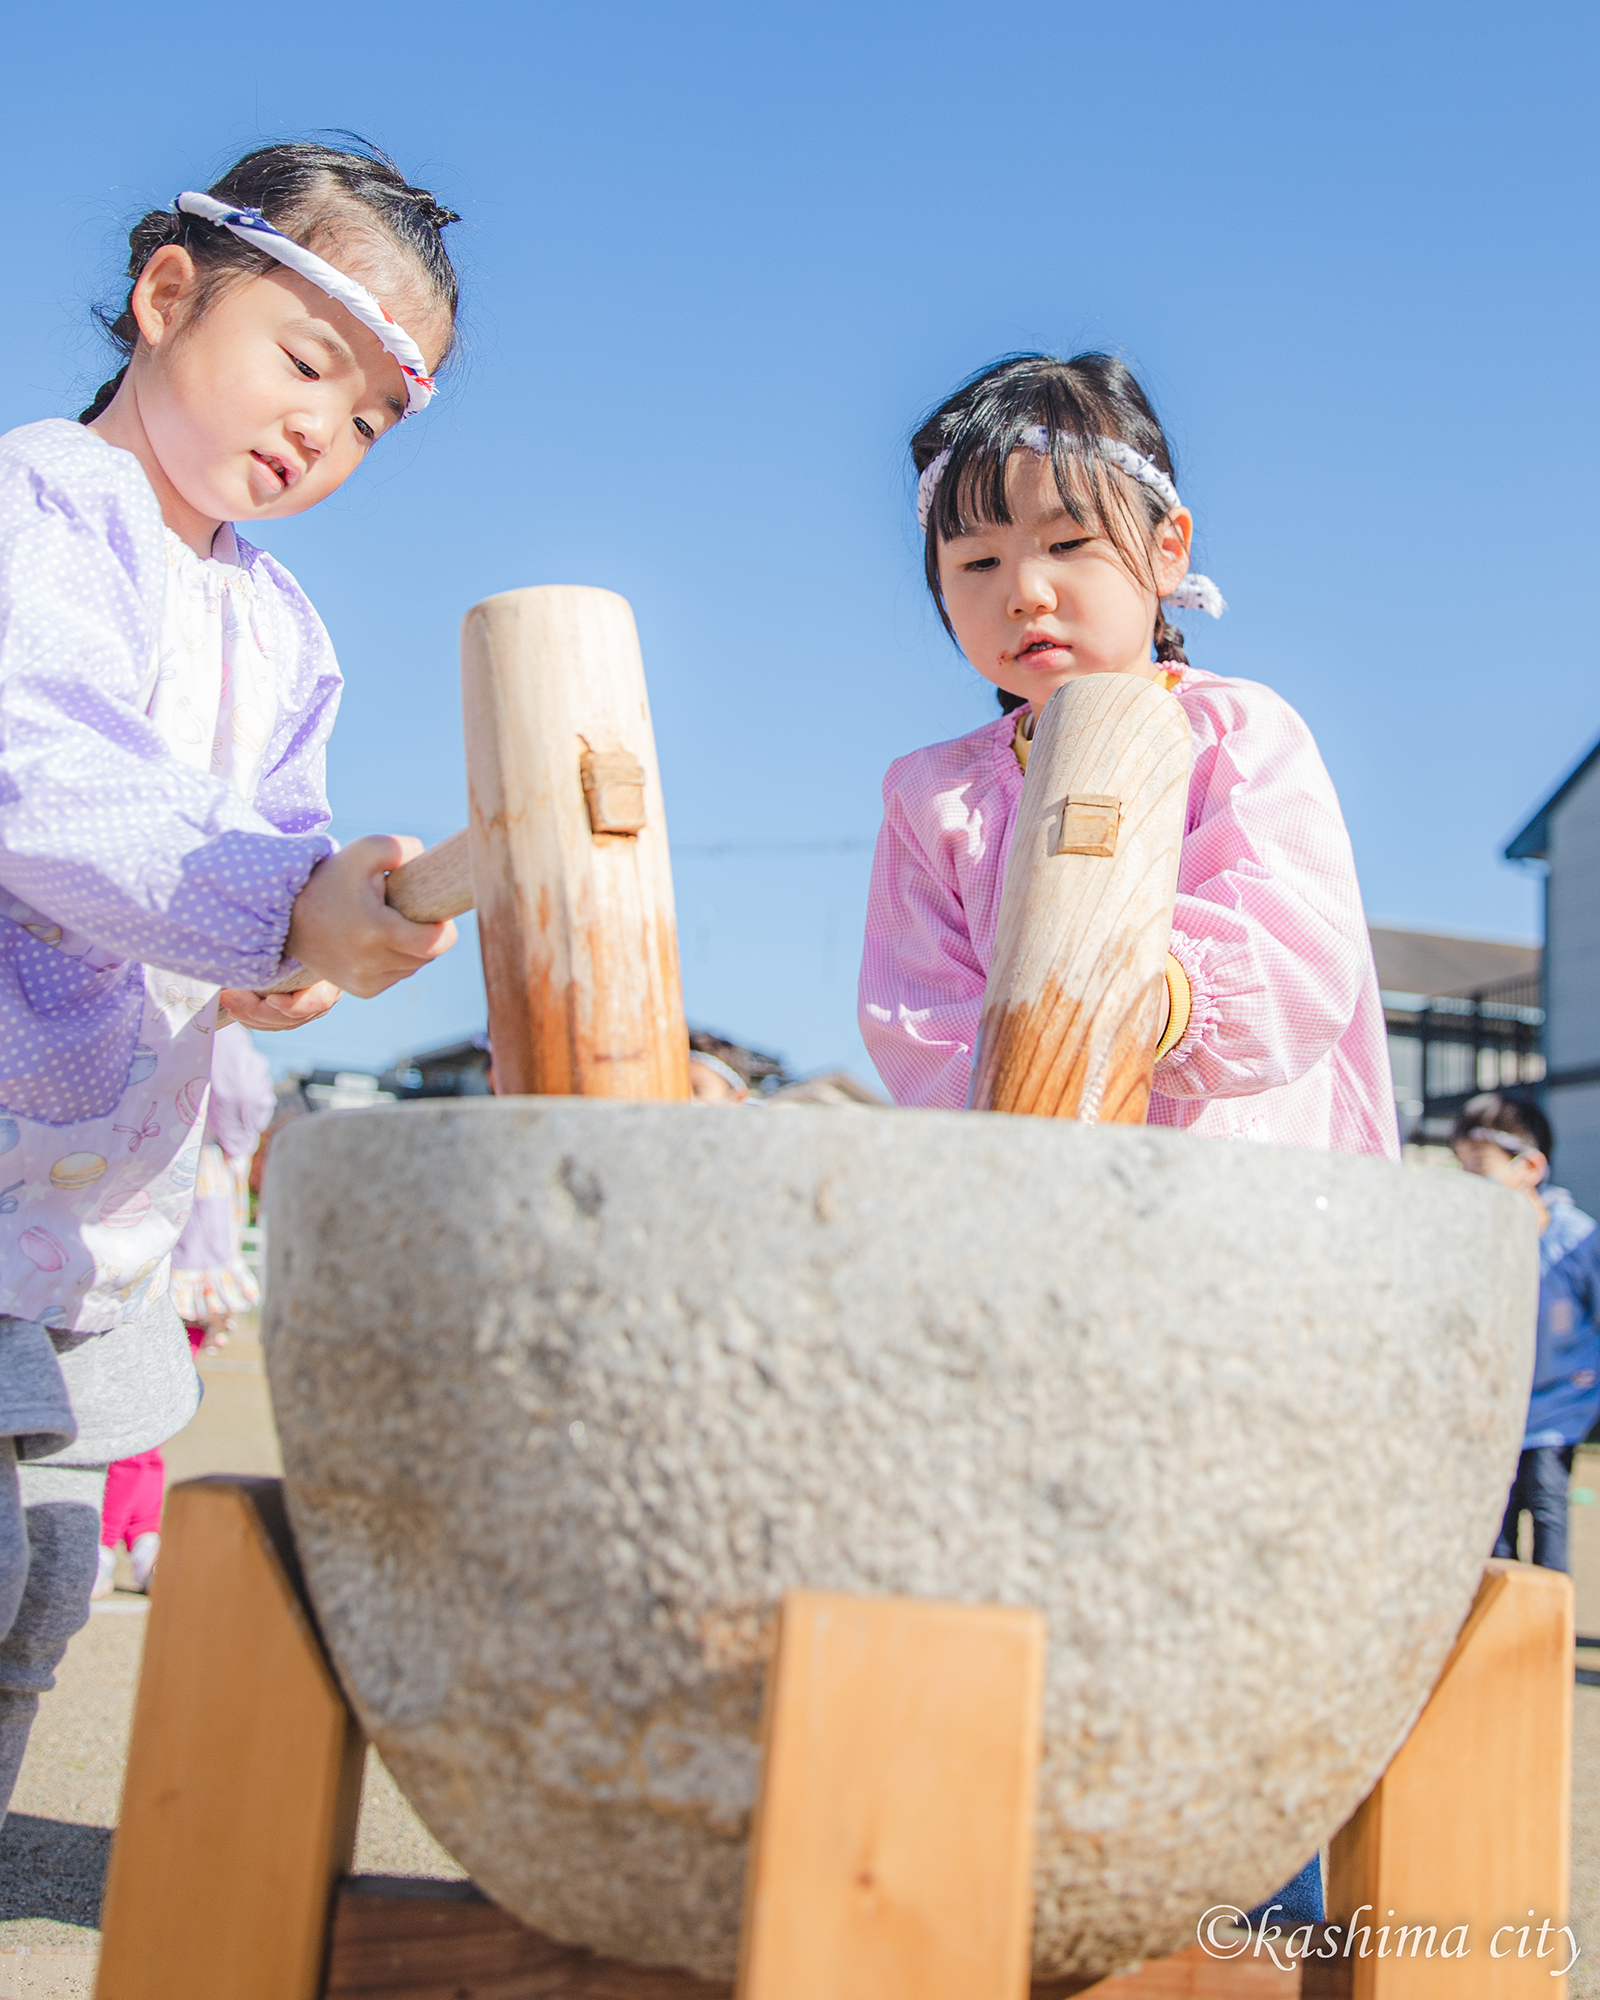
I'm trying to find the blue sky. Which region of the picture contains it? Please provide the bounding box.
[4,1,1595,1083]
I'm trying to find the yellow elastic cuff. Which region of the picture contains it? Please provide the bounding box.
[1153,952,1191,1062]
[1012,712,1033,773]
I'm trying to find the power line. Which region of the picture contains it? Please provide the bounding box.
[675,837,874,859]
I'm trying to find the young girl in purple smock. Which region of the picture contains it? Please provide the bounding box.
[0,140,462,1819]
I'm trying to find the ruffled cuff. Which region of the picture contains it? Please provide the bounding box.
[1154,928,1221,1080]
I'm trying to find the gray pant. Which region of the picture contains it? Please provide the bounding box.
[0,1292,196,1827]
[0,1438,106,1825]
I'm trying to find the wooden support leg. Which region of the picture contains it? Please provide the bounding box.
[95,1508,1573,2000]
[1326,1557,1575,1997]
[735,1589,1048,2000]
[94,1478,365,2000]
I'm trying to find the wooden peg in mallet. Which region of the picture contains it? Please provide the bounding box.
[968,672,1192,1125]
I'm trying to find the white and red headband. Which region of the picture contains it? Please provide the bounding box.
[917,424,1226,619]
[174,191,436,416]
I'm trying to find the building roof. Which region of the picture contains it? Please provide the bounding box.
[766,1069,888,1107]
[405,1032,490,1067]
[1368,925,1539,1000]
[1505,732,1600,860]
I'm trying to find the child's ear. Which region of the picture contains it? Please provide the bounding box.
[130,245,201,350]
[1154,507,1194,597]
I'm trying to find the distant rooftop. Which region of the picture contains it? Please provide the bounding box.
[1369,925,1539,1001]
[1505,732,1600,861]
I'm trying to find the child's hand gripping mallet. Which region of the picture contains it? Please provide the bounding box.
[968,672,1192,1124]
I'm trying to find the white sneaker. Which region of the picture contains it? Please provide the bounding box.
[129,1532,160,1593]
[90,1545,116,1601]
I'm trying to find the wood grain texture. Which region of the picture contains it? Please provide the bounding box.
[324,1879,728,1998]
[735,1590,1046,2000]
[1326,1559,1574,1997]
[970,673,1191,1123]
[1060,1940,1315,1995]
[94,1478,364,2000]
[327,1879,1281,1999]
[461,586,691,1100]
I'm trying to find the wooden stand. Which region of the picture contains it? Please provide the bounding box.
[94,1484,1574,2000]
[95,1480,363,2000]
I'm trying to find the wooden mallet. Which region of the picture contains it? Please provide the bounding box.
[968,672,1192,1126]
[270,585,690,1103]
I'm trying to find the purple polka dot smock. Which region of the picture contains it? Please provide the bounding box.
[0,419,340,1332]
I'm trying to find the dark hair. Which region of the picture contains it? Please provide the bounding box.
[79,137,462,424]
[911,353,1188,712]
[1451,1091,1553,1162]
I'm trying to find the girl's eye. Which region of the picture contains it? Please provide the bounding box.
[354,417,375,443]
[288,353,319,381]
[963,556,1000,572]
[1050,537,1092,556]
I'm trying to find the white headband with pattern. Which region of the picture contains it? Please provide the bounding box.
[174,191,436,416]
[1464,1127,1540,1160]
[917,425,1225,619]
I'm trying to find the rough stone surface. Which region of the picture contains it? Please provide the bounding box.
[265,1100,1537,1982]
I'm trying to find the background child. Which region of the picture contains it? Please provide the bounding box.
[0,139,462,1821]
[168,1023,278,1344]
[1452,1092,1600,1573]
[859,353,1399,1925]
[93,1023,276,1599]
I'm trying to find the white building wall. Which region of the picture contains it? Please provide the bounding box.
[1551,1084,1600,1217]
[1545,754,1600,1212]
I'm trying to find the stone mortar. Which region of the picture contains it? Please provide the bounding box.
[264,1099,1536,1981]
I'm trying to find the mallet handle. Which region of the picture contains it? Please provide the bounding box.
[969,673,1192,1124]
[382,828,474,924]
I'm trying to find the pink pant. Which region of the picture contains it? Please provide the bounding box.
[99,1326,203,1550]
[101,1448,165,1550]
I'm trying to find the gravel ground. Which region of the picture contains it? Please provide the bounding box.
[0,1317,1595,1991]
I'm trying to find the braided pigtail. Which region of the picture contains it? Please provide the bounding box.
[78,374,126,424]
[1153,606,1189,667]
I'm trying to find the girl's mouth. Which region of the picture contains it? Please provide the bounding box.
[1013,633,1070,665]
[252,450,294,490]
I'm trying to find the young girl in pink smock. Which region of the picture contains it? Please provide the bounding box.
[859,352,1397,1930]
[860,353,1397,1162]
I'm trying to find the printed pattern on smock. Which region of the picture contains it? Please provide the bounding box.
[0,419,341,1330]
[858,667,1399,1159]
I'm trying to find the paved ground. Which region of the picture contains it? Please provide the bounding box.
[0,1320,461,1998]
[1,1321,1597,1995]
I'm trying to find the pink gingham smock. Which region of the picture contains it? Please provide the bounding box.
[859,667,1399,1159]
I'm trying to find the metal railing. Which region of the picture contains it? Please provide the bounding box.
[1384,971,1544,1144]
